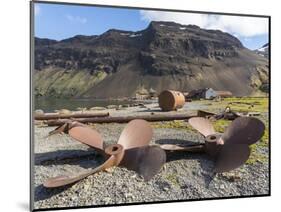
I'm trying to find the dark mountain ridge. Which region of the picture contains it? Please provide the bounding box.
[34,21,268,98]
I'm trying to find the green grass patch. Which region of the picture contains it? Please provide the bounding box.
[212,119,231,133]
[165,173,180,187]
[192,97,268,113]
[221,97,268,113]
[151,120,194,131]
[246,121,269,165]
[246,144,268,165]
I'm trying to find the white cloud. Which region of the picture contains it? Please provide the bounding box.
[66,15,87,24]
[140,11,268,37]
[34,5,41,16]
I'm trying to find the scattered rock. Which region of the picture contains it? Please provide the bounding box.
[90,107,106,111]
[58,109,72,115]
[76,107,87,111]
[35,109,44,115]
[219,184,225,189]
[33,101,269,210]
[115,105,122,110]
[163,187,169,191]
[106,105,118,109]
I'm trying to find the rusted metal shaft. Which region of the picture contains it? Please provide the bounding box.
[35,112,109,120]
[160,144,205,153]
[197,110,215,118]
[45,114,195,126]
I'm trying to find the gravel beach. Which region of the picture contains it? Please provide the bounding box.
[33,101,269,210]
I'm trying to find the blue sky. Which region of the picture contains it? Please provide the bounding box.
[34,3,269,50]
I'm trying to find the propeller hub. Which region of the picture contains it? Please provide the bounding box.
[105,144,124,156]
[205,134,222,144]
[204,133,223,158]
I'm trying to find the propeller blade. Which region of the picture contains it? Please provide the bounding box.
[214,144,250,173]
[43,165,103,188]
[48,123,69,136]
[117,119,153,149]
[120,146,166,181]
[69,126,104,151]
[44,144,124,188]
[188,117,216,137]
[221,117,265,145]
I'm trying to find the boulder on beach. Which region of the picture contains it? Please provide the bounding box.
[106,105,118,109]
[58,109,72,115]
[35,109,44,115]
[90,106,107,111]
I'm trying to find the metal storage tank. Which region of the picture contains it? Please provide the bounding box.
[158,90,185,111]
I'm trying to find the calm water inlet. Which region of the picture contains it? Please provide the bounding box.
[35,98,134,112]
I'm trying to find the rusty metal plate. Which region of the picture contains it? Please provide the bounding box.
[120,146,166,181]
[117,119,153,149]
[188,117,216,137]
[221,117,265,145]
[214,144,250,173]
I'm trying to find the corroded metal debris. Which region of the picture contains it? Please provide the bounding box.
[197,106,261,121]
[160,117,265,173]
[35,112,109,120]
[44,119,166,188]
[45,113,195,126]
[158,90,185,111]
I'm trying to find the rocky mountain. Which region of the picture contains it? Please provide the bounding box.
[34,21,269,98]
[254,43,269,58]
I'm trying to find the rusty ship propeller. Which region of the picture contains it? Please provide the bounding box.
[43,119,166,188]
[160,117,265,173]
[48,120,105,155]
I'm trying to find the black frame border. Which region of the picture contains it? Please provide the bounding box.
[30,1,271,211]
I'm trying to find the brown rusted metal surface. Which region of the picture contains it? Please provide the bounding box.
[47,121,105,152]
[213,107,240,120]
[35,112,109,120]
[199,106,261,121]
[159,144,205,152]
[44,119,166,188]
[188,117,216,137]
[48,123,69,136]
[116,120,166,181]
[215,91,233,97]
[214,144,250,173]
[69,125,104,152]
[158,90,185,111]
[204,134,223,158]
[160,117,265,173]
[197,110,216,118]
[43,145,125,188]
[104,144,123,156]
[221,117,265,145]
[45,113,195,126]
[117,119,153,149]
[197,108,239,121]
[47,120,84,136]
[120,146,166,181]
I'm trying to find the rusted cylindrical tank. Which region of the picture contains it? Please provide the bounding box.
[158,90,185,111]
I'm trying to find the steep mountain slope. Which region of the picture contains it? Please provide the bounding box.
[254,43,269,58]
[34,21,269,98]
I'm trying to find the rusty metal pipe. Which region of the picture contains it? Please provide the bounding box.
[45,114,196,126]
[35,112,109,120]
